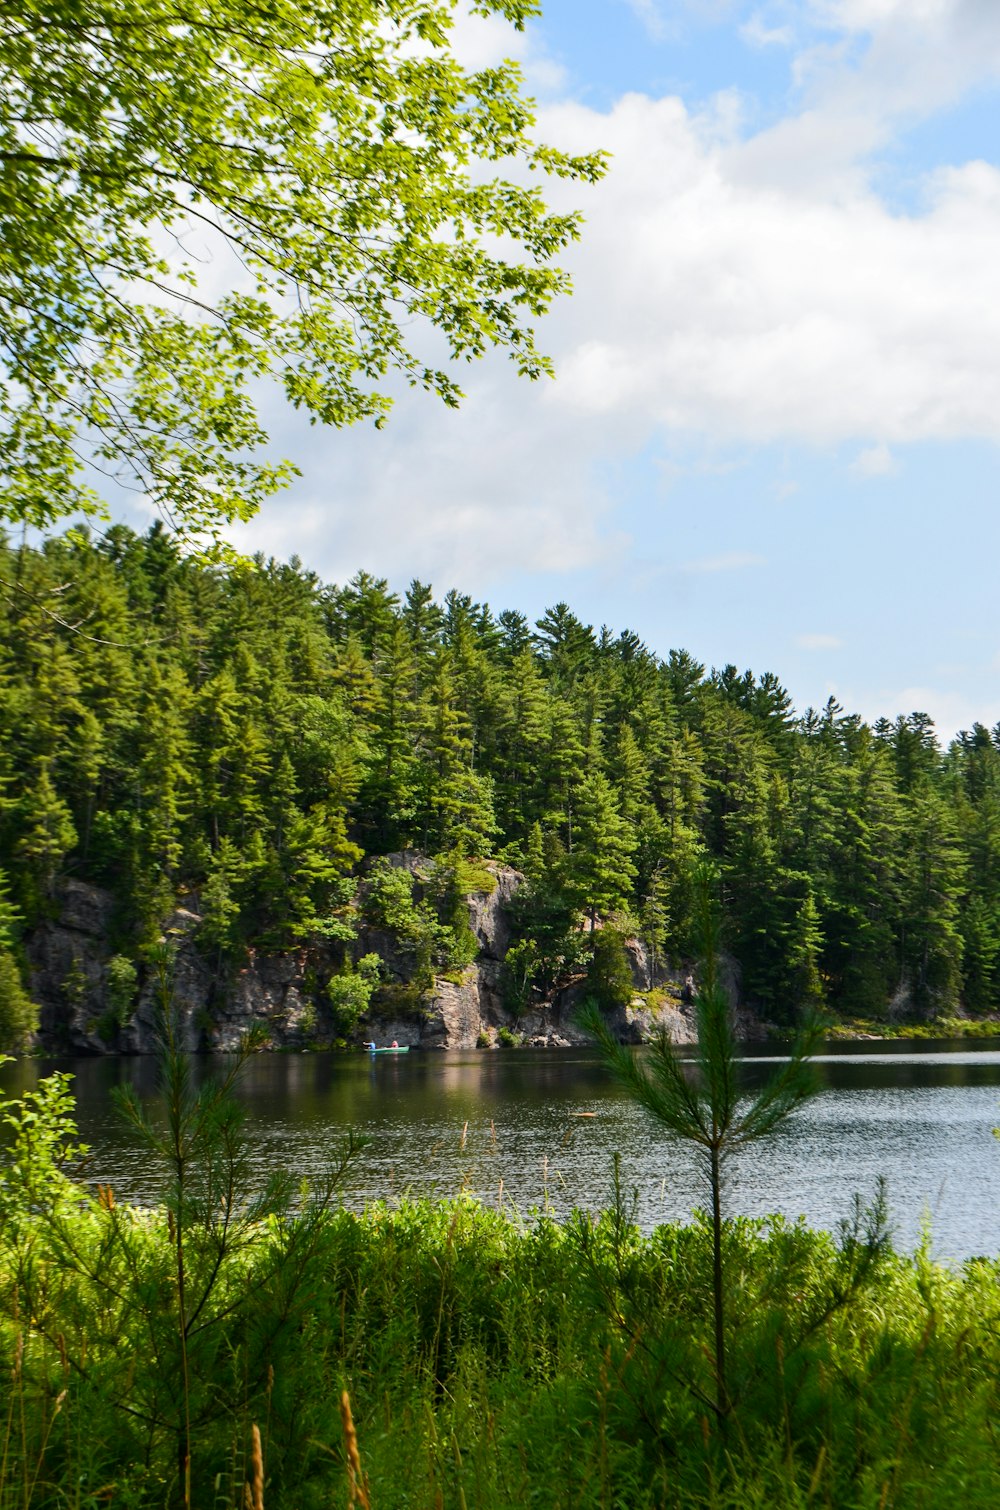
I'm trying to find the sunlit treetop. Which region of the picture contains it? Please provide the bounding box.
[0,0,605,546]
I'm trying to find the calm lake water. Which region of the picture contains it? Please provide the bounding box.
[5,1040,1000,1263]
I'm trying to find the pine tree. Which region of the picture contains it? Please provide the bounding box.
[331,634,379,724]
[540,697,587,853]
[960,894,1000,1013]
[570,770,637,929]
[497,608,532,662]
[136,663,195,875]
[494,647,551,840]
[0,948,36,1050]
[639,869,670,988]
[198,839,244,960]
[534,602,597,690]
[417,650,472,851]
[437,770,499,858]
[785,885,826,1015]
[823,734,903,1016]
[402,580,443,656]
[366,619,420,848]
[0,866,21,949]
[897,785,965,1013]
[15,760,77,906]
[582,863,822,1426]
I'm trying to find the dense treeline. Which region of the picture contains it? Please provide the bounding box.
[2,523,999,1036]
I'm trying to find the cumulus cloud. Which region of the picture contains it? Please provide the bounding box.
[860,685,1000,743]
[682,550,767,572]
[624,1,674,41]
[537,85,1000,449]
[797,0,1000,129]
[229,366,632,591]
[233,0,1000,589]
[796,632,844,649]
[740,13,796,47]
[809,0,954,33]
[851,443,897,475]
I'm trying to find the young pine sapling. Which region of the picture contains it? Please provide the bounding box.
[581,862,823,1423]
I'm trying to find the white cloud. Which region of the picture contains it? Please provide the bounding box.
[535,86,1000,449]
[449,8,566,91]
[808,0,953,33]
[806,0,1000,126]
[230,367,631,591]
[227,0,1000,591]
[851,442,897,475]
[796,632,844,649]
[624,1,673,42]
[861,685,1000,742]
[681,550,767,572]
[730,1,1000,200]
[740,13,795,48]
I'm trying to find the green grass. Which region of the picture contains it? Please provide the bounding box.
[826,1014,1000,1040]
[4,1191,1000,1508]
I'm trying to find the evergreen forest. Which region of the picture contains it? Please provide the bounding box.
[2,523,998,1044]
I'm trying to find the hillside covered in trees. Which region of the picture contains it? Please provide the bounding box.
[1,524,998,1047]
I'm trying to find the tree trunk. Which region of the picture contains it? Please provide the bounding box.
[710,1141,729,1424]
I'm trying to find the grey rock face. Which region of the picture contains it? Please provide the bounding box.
[26,864,754,1054]
[468,866,519,960]
[56,879,116,937]
[28,881,118,1054]
[417,971,483,1050]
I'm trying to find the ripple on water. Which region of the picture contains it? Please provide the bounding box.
[4,1041,1000,1262]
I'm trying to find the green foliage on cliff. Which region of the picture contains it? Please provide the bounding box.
[585,927,635,1012]
[326,954,382,1037]
[0,871,34,1049]
[1,525,998,1023]
[0,951,36,1051]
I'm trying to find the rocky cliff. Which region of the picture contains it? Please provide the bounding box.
[25,867,731,1054]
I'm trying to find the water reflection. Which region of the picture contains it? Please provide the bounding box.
[4,1040,1000,1262]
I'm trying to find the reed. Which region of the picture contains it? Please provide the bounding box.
[243,1423,264,1510]
[339,1391,370,1510]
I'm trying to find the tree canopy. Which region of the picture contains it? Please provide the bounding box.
[0,0,603,542]
[3,526,998,1035]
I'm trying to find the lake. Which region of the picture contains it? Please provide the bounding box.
[5,1040,1000,1262]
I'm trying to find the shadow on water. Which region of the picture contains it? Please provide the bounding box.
[5,1038,1000,1262]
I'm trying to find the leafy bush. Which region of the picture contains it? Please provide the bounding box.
[61,957,89,1007]
[585,927,634,1011]
[362,856,484,982]
[361,859,423,933]
[0,949,37,1051]
[501,938,541,1016]
[105,953,138,1024]
[326,952,381,1036]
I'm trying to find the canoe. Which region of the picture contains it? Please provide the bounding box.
[368,1045,410,1054]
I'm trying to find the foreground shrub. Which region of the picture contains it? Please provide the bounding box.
[3,1020,1000,1510]
[4,1161,1000,1509]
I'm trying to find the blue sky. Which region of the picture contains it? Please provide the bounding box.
[229,0,1000,741]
